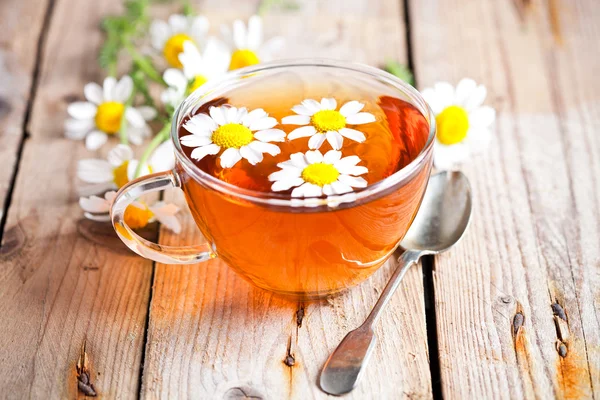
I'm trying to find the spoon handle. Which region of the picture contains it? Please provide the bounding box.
[362,249,423,329]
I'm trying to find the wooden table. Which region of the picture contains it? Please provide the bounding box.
[1,0,598,398]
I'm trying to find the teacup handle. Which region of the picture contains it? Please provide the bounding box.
[110,170,215,264]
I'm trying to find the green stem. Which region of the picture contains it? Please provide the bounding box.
[119,87,136,145]
[125,42,165,85]
[108,62,117,79]
[134,122,170,178]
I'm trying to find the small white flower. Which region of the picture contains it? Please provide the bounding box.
[181,105,285,168]
[220,15,284,70]
[282,98,376,150]
[421,78,496,170]
[149,140,176,173]
[77,144,151,193]
[161,39,230,109]
[151,14,209,67]
[79,191,181,233]
[65,76,157,150]
[269,150,368,198]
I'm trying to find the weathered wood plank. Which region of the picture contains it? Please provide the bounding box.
[142,1,432,398]
[0,0,51,227]
[0,0,155,397]
[409,0,600,398]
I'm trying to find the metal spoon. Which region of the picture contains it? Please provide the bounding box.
[319,170,472,396]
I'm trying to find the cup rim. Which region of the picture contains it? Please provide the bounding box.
[171,59,436,208]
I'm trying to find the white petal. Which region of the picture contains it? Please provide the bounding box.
[115,76,133,102]
[248,140,280,156]
[126,107,147,128]
[150,20,169,50]
[65,118,94,133]
[226,106,241,123]
[84,82,103,104]
[190,16,209,44]
[210,106,227,125]
[323,150,342,164]
[137,106,157,121]
[434,141,469,170]
[65,128,88,140]
[249,116,277,131]
[287,153,309,169]
[339,101,365,117]
[470,106,496,128]
[85,131,108,150]
[422,87,444,114]
[269,168,302,182]
[219,147,242,168]
[455,78,476,106]
[339,127,366,143]
[344,166,369,176]
[108,144,134,166]
[126,160,151,180]
[345,112,376,125]
[320,97,337,110]
[330,181,354,195]
[180,134,212,148]
[191,143,220,161]
[232,19,247,49]
[241,108,267,127]
[271,177,305,192]
[246,15,263,50]
[128,128,145,146]
[235,107,248,123]
[301,99,321,113]
[150,203,181,233]
[79,195,110,213]
[291,105,316,116]
[149,140,176,172]
[164,68,188,90]
[334,155,361,170]
[254,129,285,143]
[433,82,455,109]
[239,145,263,165]
[77,160,113,183]
[103,76,117,101]
[305,150,324,164]
[169,14,188,33]
[464,85,488,111]
[288,125,317,140]
[326,130,344,150]
[282,115,311,125]
[292,182,322,198]
[220,24,234,48]
[308,133,326,149]
[338,174,368,188]
[68,102,97,119]
[185,113,218,134]
[83,212,111,222]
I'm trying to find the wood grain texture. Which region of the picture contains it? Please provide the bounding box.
[409,0,600,398]
[141,1,432,398]
[0,0,51,224]
[0,0,154,397]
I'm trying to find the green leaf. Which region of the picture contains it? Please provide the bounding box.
[383,61,414,86]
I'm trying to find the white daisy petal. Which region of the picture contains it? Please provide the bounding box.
[433,82,455,109]
[323,150,342,164]
[149,140,176,172]
[320,98,337,110]
[185,113,218,133]
[339,101,365,117]
[219,147,243,168]
[464,85,488,111]
[108,144,134,166]
[268,168,302,182]
[288,153,309,169]
[301,99,321,113]
[150,203,181,234]
[164,68,188,90]
[191,143,220,161]
[345,112,376,125]
[246,15,263,50]
[84,82,103,104]
[239,145,263,165]
[65,118,94,135]
[271,177,305,192]
[232,19,247,49]
[326,130,344,150]
[127,160,151,180]
[254,128,286,142]
[338,174,368,188]
[226,106,240,123]
[103,77,117,101]
[334,155,361,170]
[209,106,227,125]
[190,16,209,44]
[125,107,146,128]
[322,184,335,196]
[345,166,369,176]
[331,181,353,195]
[169,14,188,33]
[77,159,113,183]
[241,108,268,127]
[305,150,324,164]
[339,128,366,143]
[308,133,327,149]
[282,115,311,125]
[115,76,133,102]
[150,20,169,50]
[288,125,317,140]
[248,140,280,156]
[79,195,110,213]
[128,128,145,146]
[434,141,469,170]
[470,106,496,128]
[291,105,316,116]
[249,116,277,131]
[65,127,88,140]
[137,106,157,121]
[455,78,477,105]
[180,134,213,148]
[85,131,108,150]
[235,107,248,123]
[293,182,322,198]
[68,102,97,119]
[422,88,444,114]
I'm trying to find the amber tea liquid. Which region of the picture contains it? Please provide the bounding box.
[178,69,431,297]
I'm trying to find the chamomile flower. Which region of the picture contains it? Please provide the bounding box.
[220,15,284,70]
[77,144,151,193]
[282,98,376,150]
[65,76,157,150]
[421,78,496,170]
[161,39,230,109]
[181,105,285,168]
[151,14,209,68]
[269,150,368,198]
[79,191,181,233]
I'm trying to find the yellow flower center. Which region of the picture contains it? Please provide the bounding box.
[435,105,470,145]
[124,204,153,229]
[311,110,346,133]
[211,123,254,149]
[163,33,192,68]
[301,163,340,187]
[112,161,130,188]
[95,101,124,134]
[187,74,208,94]
[229,49,260,70]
